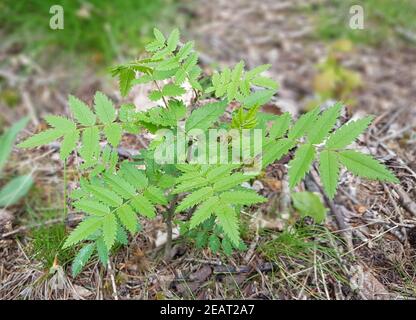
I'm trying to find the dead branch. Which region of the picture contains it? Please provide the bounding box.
[395,185,416,217]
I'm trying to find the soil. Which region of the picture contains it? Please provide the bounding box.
[1,0,415,300]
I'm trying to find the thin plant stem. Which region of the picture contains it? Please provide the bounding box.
[63,161,67,218]
[164,195,178,260]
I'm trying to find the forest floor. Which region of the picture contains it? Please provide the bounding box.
[1,0,416,299]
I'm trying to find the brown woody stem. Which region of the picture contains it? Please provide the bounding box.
[164,195,178,260]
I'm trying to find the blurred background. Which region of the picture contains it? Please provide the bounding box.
[1,0,416,299]
[1,0,415,123]
[1,0,415,175]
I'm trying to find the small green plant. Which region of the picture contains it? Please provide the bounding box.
[32,221,76,270]
[18,28,399,276]
[291,191,327,223]
[308,39,362,110]
[0,117,33,207]
[259,223,350,298]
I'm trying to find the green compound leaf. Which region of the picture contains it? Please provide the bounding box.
[185,101,227,131]
[209,234,221,254]
[45,115,76,133]
[146,39,164,52]
[117,204,138,234]
[176,171,202,184]
[119,68,135,97]
[169,99,186,118]
[120,162,148,191]
[175,186,213,213]
[167,28,180,51]
[319,150,340,199]
[116,224,129,245]
[60,130,79,160]
[176,163,200,173]
[148,90,163,101]
[308,102,342,144]
[73,199,110,216]
[131,195,156,218]
[104,173,136,199]
[245,64,271,79]
[288,143,316,188]
[216,204,240,247]
[269,112,291,140]
[261,138,295,168]
[231,106,258,129]
[153,27,166,43]
[213,173,252,193]
[63,217,102,249]
[94,91,116,125]
[227,61,244,101]
[221,238,233,256]
[241,89,275,108]
[156,56,180,71]
[96,237,109,266]
[219,190,267,206]
[79,127,100,164]
[86,184,123,207]
[338,150,399,183]
[292,192,327,223]
[17,129,63,148]
[143,185,168,205]
[173,177,208,194]
[104,123,122,147]
[102,213,118,251]
[190,196,218,229]
[195,231,208,249]
[206,164,238,182]
[161,83,186,97]
[251,76,278,90]
[326,116,374,149]
[71,243,95,277]
[177,41,194,61]
[288,107,320,140]
[68,95,96,126]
